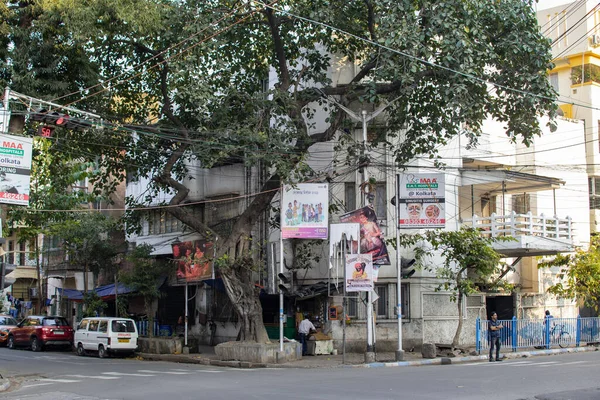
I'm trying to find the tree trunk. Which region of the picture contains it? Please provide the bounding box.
[452,292,464,349]
[220,263,270,344]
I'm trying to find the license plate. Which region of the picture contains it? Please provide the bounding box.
[118,338,129,343]
[54,330,64,335]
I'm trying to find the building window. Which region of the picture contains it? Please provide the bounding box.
[400,283,410,319]
[571,64,600,85]
[345,182,356,212]
[375,285,388,318]
[550,73,559,92]
[512,194,530,214]
[589,177,600,210]
[7,240,14,264]
[346,295,359,318]
[373,182,387,223]
[18,241,26,266]
[147,209,183,235]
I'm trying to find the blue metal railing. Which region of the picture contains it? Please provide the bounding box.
[136,320,160,337]
[476,316,600,353]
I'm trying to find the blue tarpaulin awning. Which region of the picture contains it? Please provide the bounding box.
[58,283,134,302]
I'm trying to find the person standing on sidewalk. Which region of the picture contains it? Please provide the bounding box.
[488,312,503,362]
[298,314,316,356]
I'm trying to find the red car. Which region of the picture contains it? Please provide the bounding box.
[7,315,74,352]
[0,315,18,346]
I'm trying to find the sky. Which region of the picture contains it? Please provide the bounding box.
[534,0,576,11]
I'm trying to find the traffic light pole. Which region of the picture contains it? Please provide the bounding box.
[279,189,285,353]
[395,175,404,361]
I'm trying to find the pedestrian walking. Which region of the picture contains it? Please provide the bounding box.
[488,312,503,362]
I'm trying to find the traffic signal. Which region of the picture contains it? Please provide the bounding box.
[278,271,293,294]
[29,109,92,132]
[401,257,416,279]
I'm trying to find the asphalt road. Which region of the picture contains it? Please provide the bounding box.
[1,347,600,400]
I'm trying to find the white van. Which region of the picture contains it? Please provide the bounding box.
[74,317,138,358]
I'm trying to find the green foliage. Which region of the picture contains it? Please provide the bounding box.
[399,227,514,299]
[119,244,170,312]
[539,236,600,312]
[1,0,557,338]
[82,291,107,318]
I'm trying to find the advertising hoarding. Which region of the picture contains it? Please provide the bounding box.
[281,183,329,239]
[0,134,33,206]
[398,173,445,229]
[345,253,374,292]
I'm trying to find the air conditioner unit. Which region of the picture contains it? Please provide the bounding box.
[591,34,600,47]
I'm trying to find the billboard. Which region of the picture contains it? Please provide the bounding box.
[345,253,374,292]
[281,183,329,239]
[398,173,445,229]
[339,206,390,266]
[172,240,213,284]
[0,134,33,206]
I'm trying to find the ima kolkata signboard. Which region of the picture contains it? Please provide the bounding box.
[398,173,445,229]
[0,134,33,206]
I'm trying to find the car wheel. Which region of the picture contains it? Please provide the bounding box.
[7,336,15,350]
[98,344,108,358]
[30,337,42,352]
[76,343,86,356]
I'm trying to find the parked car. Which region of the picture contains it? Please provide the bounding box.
[7,315,74,351]
[74,317,138,358]
[0,315,18,346]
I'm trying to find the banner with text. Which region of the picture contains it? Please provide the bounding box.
[281,183,329,239]
[0,134,33,206]
[345,253,374,292]
[398,173,445,229]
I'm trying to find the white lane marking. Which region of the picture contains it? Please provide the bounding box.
[37,378,82,383]
[504,361,535,365]
[560,361,586,365]
[22,383,56,388]
[511,361,558,367]
[137,370,193,375]
[63,374,121,380]
[102,372,155,377]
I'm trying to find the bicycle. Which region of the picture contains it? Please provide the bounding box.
[550,324,572,348]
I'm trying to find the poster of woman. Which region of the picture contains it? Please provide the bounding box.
[340,206,390,266]
[172,240,213,283]
[281,183,329,239]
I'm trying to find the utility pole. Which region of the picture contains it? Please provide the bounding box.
[318,92,393,364]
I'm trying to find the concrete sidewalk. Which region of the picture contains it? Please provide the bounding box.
[136,343,600,369]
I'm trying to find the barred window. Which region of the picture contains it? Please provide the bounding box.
[147,210,183,235]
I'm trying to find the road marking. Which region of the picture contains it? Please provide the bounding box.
[37,378,82,383]
[560,361,586,365]
[63,374,121,380]
[22,383,56,388]
[137,370,193,375]
[504,361,534,365]
[102,372,156,377]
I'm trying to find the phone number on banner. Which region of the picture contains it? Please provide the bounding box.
[0,192,29,201]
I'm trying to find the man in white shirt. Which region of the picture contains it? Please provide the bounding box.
[298,315,316,356]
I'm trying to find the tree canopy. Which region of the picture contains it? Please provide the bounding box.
[1,0,557,341]
[400,227,513,347]
[539,236,600,313]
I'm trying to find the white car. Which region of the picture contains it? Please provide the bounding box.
[74,317,138,358]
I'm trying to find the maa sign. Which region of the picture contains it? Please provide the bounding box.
[0,134,33,206]
[398,173,445,229]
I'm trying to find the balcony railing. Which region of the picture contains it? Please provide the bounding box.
[465,212,572,240]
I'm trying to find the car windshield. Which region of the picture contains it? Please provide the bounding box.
[42,318,69,326]
[112,320,136,333]
[0,316,18,325]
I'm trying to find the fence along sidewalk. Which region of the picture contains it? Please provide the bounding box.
[476,316,600,353]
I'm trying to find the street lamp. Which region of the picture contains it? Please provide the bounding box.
[318,92,396,362]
